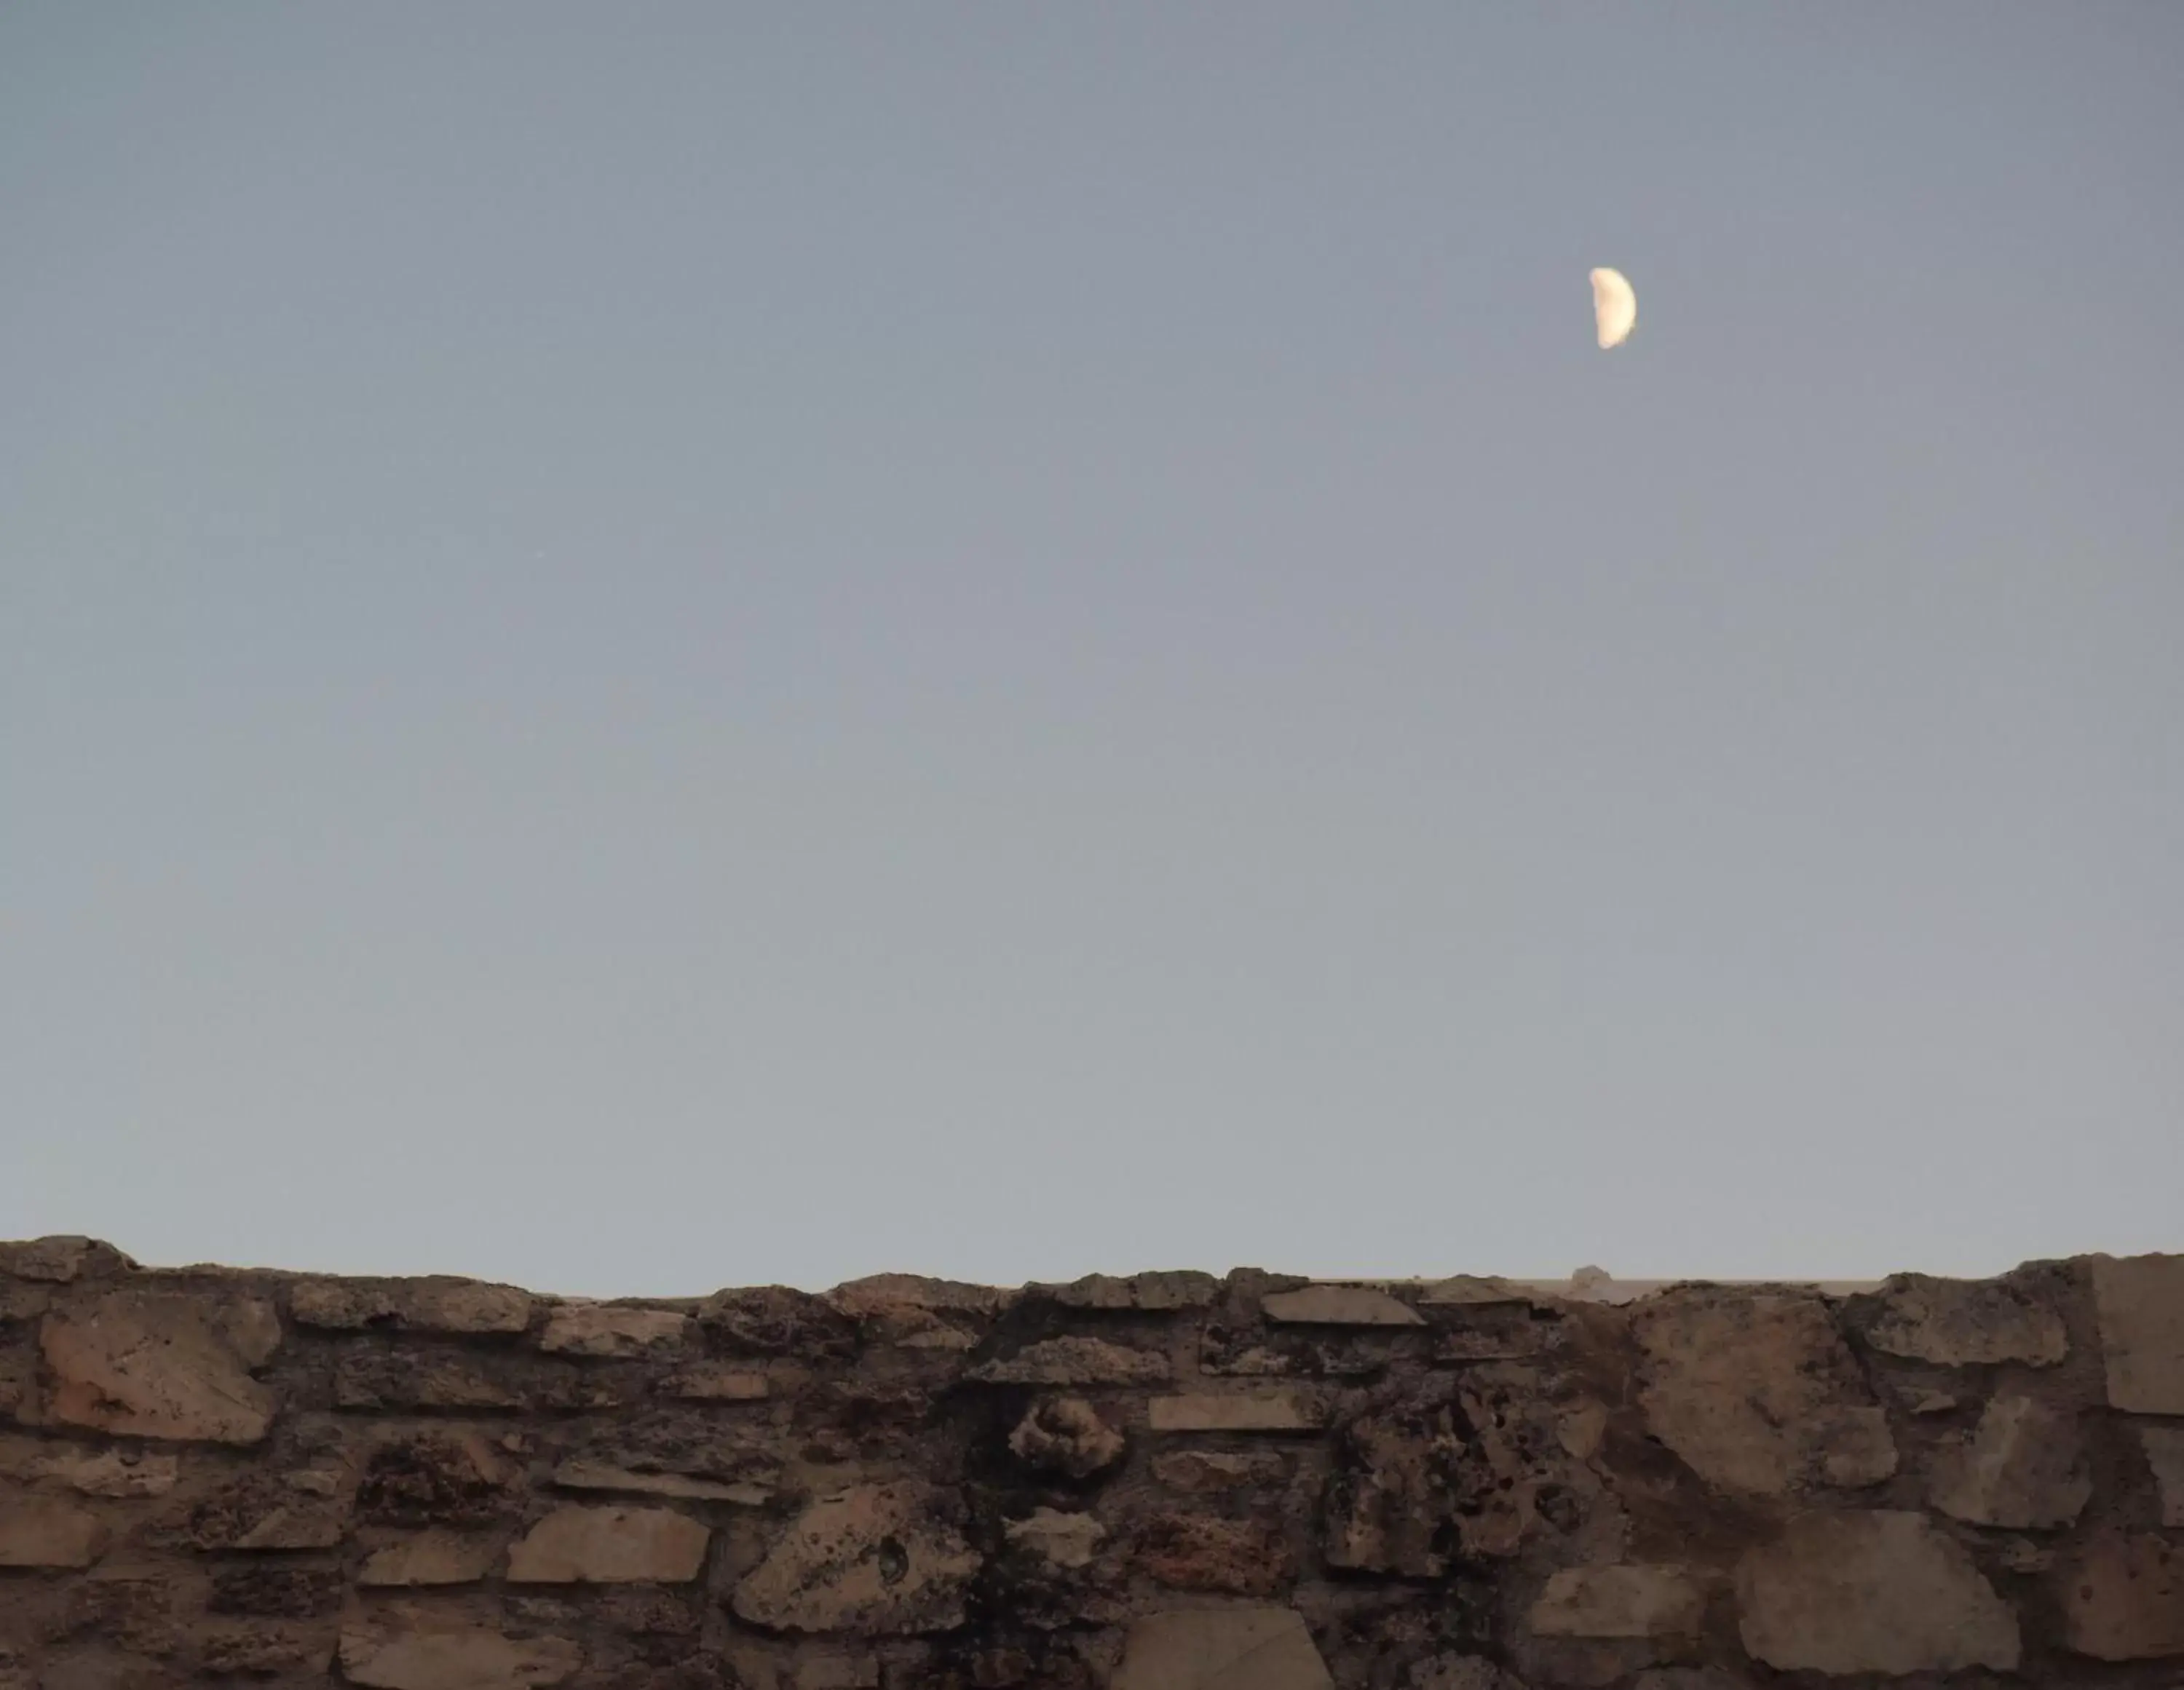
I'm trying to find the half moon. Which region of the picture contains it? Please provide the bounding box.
[1590,267,1637,349]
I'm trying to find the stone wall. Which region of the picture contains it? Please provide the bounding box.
[2,1239,2181,1690]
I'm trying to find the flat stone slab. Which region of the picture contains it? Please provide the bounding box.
[1928,1395,2090,1528]
[537,1304,691,1357]
[0,1496,106,1567]
[1529,1565,1707,1639]
[732,1481,981,1635]
[1262,1285,1425,1326]
[40,1290,280,1445]
[290,1276,532,1333]
[1110,1607,1334,1690]
[2092,1254,2184,1413]
[357,1529,499,1587]
[965,1336,1170,1385]
[1736,1510,2018,1675]
[2058,1531,2184,1660]
[505,1504,710,1584]
[1150,1390,1326,1432]
[339,1613,582,1690]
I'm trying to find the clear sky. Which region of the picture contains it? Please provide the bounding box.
[4,4,2179,1295]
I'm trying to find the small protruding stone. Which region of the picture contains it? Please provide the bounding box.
[1262,1285,1425,1326]
[1928,1395,2091,1528]
[505,1504,710,1584]
[1008,1397,1124,1478]
[1529,1566,1706,1639]
[1005,1507,1105,1569]
[552,1460,770,1505]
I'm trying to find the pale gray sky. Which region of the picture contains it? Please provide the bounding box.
[4,4,2179,1294]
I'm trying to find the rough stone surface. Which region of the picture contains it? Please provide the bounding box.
[505,1504,710,1583]
[21,1445,179,1497]
[1109,1608,1334,1690]
[0,1239,2175,1689]
[965,1336,1169,1385]
[1262,1285,1425,1326]
[1735,1510,2019,1674]
[2092,1253,2184,1413]
[732,1482,982,1635]
[1149,1390,1323,1432]
[1136,1512,1292,1595]
[1008,1396,1125,1478]
[2142,1424,2184,1528]
[2058,1531,2184,1660]
[1862,1272,2068,1365]
[1634,1291,1895,1495]
[1927,1395,2091,1528]
[1529,1566,1706,1638]
[339,1613,583,1690]
[537,1304,690,1357]
[1151,1448,1289,1493]
[39,1290,279,1444]
[0,1495,106,1566]
[290,1276,532,1333]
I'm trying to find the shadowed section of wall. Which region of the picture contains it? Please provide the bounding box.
[1,1239,2180,1688]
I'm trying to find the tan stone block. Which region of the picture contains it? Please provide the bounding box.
[657,1362,772,1401]
[25,1445,180,1498]
[1149,1390,1324,1432]
[1736,1510,2018,1674]
[1151,1449,1289,1493]
[40,1291,278,1445]
[1008,1397,1124,1478]
[339,1611,583,1690]
[1262,1285,1425,1326]
[537,1304,690,1357]
[1004,1507,1104,1568]
[1032,1272,1220,1310]
[1530,1566,1706,1639]
[2142,1424,2184,1528]
[1864,1273,2068,1366]
[291,1275,531,1333]
[1110,1607,1334,1690]
[1928,1395,2090,1528]
[1634,1291,1894,1496]
[2092,1254,2184,1414]
[2059,1530,2184,1660]
[0,1493,106,1566]
[1136,1512,1291,1595]
[358,1528,499,1586]
[732,1482,981,1635]
[552,1460,770,1505]
[505,1504,710,1584]
[0,1237,135,1282]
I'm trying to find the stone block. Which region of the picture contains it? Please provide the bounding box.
[40,1290,278,1445]
[505,1504,711,1584]
[1149,1390,1324,1432]
[1262,1286,1425,1326]
[2058,1530,2184,1660]
[2142,1424,2184,1528]
[1735,1510,2018,1674]
[2092,1253,2184,1414]
[537,1304,691,1357]
[1004,1507,1105,1568]
[1109,1607,1333,1690]
[1136,1512,1291,1595]
[359,1528,501,1586]
[1008,1396,1124,1478]
[338,1611,584,1690]
[290,1274,532,1333]
[0,1494,106,1566]
[1928,1395,2090,1528]
[731,1482,981,1635]
[1863,1273,2067,1365]
[965,1336,1169,1385]
[1529,1566,1706,1639]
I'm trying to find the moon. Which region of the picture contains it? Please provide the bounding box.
[1590,267,1637,349]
